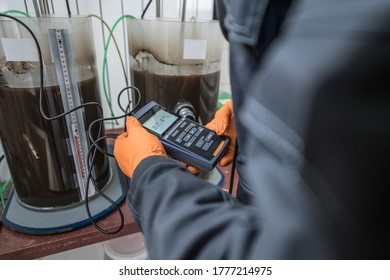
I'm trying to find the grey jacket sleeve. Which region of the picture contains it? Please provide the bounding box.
[127,156,265,259]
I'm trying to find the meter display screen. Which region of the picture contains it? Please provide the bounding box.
[142,109,178,135]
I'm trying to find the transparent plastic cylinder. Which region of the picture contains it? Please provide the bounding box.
[0,16,110,209]
[127,18,223,124]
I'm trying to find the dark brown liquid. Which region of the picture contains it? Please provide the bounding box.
[132,70,220,124]
[0,77,110,208]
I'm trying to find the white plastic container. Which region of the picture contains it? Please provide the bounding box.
[40,243,105,260]
[127,18,223,125]
[103,232,148,260]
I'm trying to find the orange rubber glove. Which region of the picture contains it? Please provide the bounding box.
[114,116,167,177]
[205,100,236,167]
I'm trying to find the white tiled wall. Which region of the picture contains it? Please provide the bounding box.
[0,0,230,180]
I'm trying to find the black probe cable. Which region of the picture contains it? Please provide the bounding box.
[228,141,238,194]
[85,135,123,234]
[141,0,153,19]
[84,86,141,234]
[87,86,141,158]
[65,0,72,17]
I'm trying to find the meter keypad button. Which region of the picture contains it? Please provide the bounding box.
[194,127,204,137]
[195,136,205,148]
[183,133,192,142]
[180,121,187,128]
[205,132,215,142]
[184,136,197,147]
[171,130,179,138]
[202,140,214,151]
[184,123,196,132]
[175,131,187,143]
[189,127,197,135]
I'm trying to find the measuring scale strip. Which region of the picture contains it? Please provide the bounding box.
[52,29,91,199]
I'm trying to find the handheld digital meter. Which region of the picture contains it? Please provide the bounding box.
[133,101,230,172]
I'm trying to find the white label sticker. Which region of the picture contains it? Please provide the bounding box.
[1,38,39,62]
[183,39,207,60]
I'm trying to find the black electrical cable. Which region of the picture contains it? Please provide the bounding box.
[0,155,4,163]
[141,0,153,19]
[84,87,140,234]
[65,0,72,17]
[119,86,141,131]
[85,136,123,234]
[87,86,141,158]
[228,141,238,194]
[117,86,141,115]
[0,13,135,235]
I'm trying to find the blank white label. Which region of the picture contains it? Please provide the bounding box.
[183,39,207,60]
[1,38,39,62]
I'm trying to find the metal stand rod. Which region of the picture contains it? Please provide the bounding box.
[181,0,187,22]
[156,0,162,18]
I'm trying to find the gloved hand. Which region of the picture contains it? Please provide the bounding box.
[114,116,167,177]
[205,100,236,167]
[181,101,236,173]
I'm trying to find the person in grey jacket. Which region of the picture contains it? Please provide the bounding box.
[114,0,390,259]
